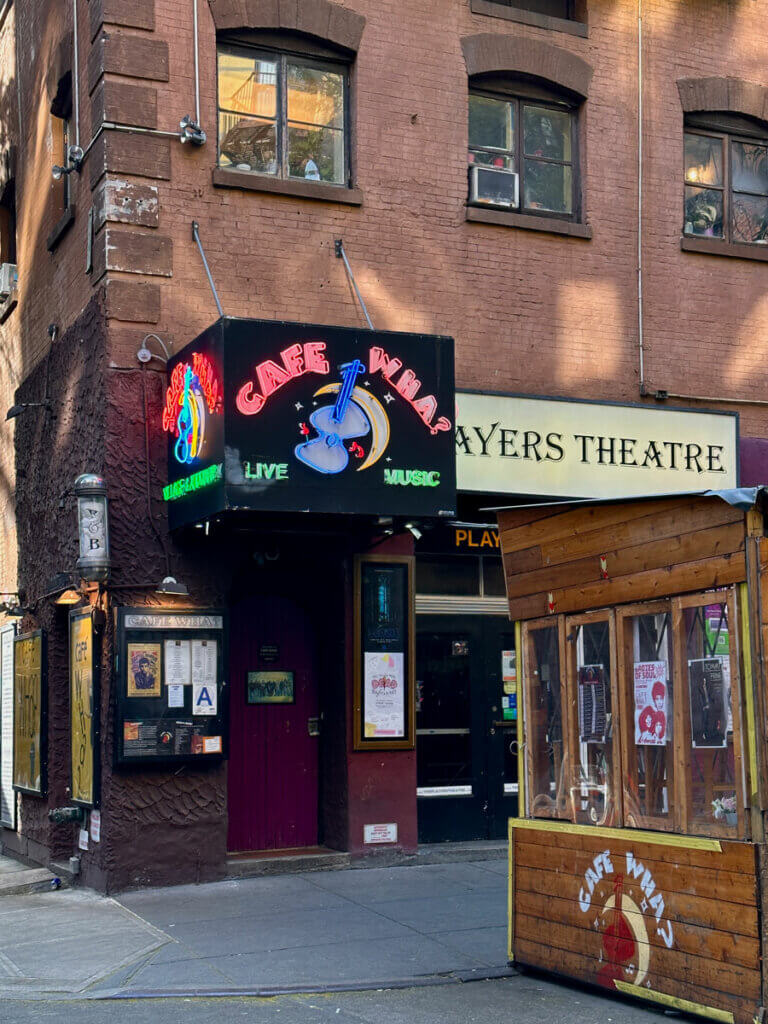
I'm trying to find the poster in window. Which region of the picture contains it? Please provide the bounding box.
[688,658,727,748]
[363,651,405,739]
[633,660,668,746]
[70,611,97,807]
[578,664,607,744]
[13,632,45,795]
[127,643,162,697]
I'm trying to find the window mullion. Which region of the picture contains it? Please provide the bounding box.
[725,135,732,243]
[280,55,288,179]
[515,99,522,204]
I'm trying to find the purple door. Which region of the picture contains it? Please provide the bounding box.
[227,594,319,852]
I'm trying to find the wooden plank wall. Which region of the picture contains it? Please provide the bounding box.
[497,496,748,621]
[511,823,761,1024]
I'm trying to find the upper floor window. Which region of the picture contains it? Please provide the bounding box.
[217,44,348,186]
[485,0,577,18]
[468,90,577,218]
[684,121,768,245]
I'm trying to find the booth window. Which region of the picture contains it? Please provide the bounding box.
[684,118,768,244]
[521,585,746,839]
[217,44,348,186]
[617,603,675,831]
[468,89,578,218]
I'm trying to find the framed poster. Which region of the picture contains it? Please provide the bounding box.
[115,608,227,767]
[70,609,99,808]
[13,631,46,796]
[127,643,162,697]
[0,623,16,826]
[247,671,294,704]
[353,556,415,750]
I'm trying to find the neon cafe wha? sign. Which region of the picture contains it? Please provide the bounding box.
[161,318,456,527]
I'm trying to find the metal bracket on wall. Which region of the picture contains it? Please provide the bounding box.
[335,239,374,330]
[192,220,224,318]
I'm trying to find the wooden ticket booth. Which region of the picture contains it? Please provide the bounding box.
[498,490,768,1024]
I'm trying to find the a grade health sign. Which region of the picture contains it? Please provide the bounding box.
[456,392,738,499]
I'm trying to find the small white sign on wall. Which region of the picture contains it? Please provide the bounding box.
[364,823,398,845]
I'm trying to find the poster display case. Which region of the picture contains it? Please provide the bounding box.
[499,491,768,1024]
[353,555,415,751]
[12,631,46,796]
[70,608,99,808]
[115,608,227,767]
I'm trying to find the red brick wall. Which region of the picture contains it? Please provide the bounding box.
[88,0,768,437]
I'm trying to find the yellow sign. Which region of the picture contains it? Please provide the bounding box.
[456,393,738,499]
[13,633,43,794]
[70,613,94,806]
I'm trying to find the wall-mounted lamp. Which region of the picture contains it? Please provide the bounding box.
[55,589,82,606]
[136,333,171,366]
[6,400,51,420]
[75,474,111,583]
[156,576,189,596]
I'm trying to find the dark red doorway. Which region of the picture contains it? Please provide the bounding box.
[227,593,319,852]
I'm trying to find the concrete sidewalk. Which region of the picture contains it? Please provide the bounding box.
[0,858,510,999]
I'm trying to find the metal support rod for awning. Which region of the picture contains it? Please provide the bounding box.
[335,238,374,330]
[192,220,224,318]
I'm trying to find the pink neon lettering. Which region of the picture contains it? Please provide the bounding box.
[368,346,452,435]
[236,382,265,415]
[237,342,329,416]
[368,347,402,380]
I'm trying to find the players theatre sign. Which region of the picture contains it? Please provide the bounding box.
[162,319,456,528]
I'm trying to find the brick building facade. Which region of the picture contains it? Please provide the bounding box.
[0,0,767,891]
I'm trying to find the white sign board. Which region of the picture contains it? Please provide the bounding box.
[364,823,398,844]
[456,393,738,498]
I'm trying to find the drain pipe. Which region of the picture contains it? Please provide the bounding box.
[637,0,646,396]
[72,0,80,151]
[193,0,201,129]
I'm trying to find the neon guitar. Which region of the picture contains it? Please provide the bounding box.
[295,360,369,474]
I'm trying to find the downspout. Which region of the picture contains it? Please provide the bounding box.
[637,0,645,395]
[72,0,80,150]
[193,0,201,129]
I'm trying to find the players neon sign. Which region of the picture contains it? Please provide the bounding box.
[163,353,222,465]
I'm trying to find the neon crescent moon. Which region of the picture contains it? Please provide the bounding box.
[312,384,390,470]
[602,892,649,987]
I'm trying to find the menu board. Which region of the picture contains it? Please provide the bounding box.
[354,558,414,750]
[13,632,46,795]
[70,610,98,807]
[115,608,226,767]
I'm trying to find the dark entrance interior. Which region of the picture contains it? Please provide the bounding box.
[416,615,518,842]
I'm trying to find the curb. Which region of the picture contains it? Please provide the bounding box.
[90,966,518,1000]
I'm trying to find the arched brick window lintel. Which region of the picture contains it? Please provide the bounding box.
[677,76,768,126]
[461,33,592,100]
[208,0,365,53]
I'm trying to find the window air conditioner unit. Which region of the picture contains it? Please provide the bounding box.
[469,165,519,209]
[0,263,17,301]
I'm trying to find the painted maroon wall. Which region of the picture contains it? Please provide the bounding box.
[345,532,417,857]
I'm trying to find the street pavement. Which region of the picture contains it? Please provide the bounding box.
[0,855,667,1023]
[2,977,667,1024]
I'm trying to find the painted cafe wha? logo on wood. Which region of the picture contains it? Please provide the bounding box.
[578,849,674,990]
[161,320,456,523]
